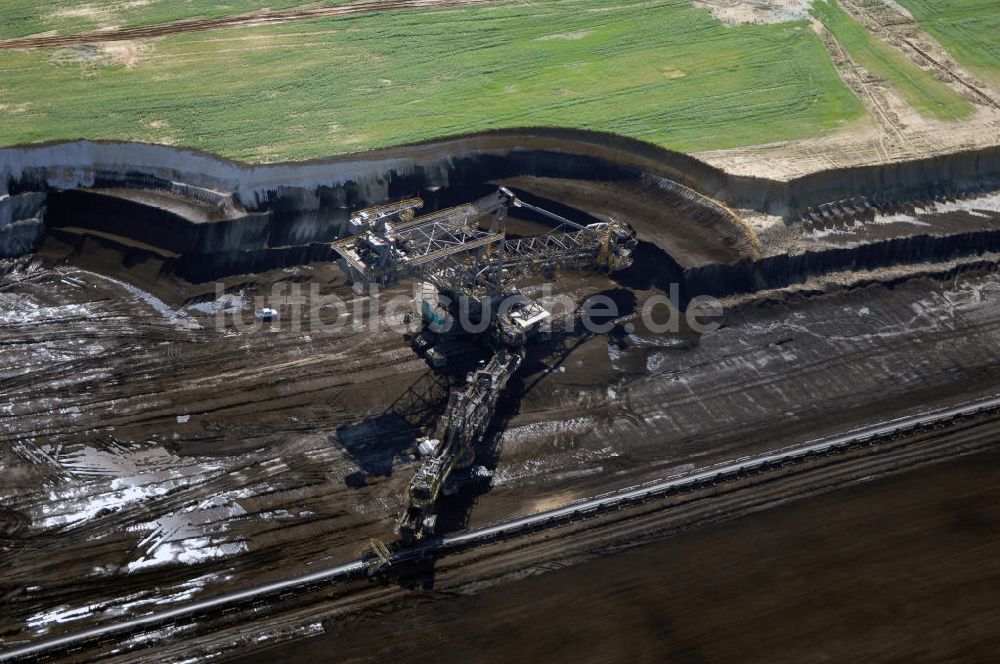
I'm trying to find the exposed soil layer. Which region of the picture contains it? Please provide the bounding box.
[500,175,754,267]
[0,132,757,271]
[5,130,1000,223]
[6,135,1000,659]
[6,134,1000,303]
[248,449,1000,664]
[6,243,1000,653]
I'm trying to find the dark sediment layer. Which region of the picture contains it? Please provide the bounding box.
[3,129,1000,297]
[780,149,1000,217]
[0,191,46,258]
[688,229,1000,298]
[46,189,271,257]
[173,243,336,283]
[254,451,1000,664]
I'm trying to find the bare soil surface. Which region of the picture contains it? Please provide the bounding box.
[697,1,1000,179]
[759,188,1000,255]
[248,449,1000,663]
[694,0,813,26]
[6,230,1000,654]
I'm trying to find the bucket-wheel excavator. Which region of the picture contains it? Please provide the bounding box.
[332,187,635,545]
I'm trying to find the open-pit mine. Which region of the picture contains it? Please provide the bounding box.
[7,0,1000,656]
[1,126,1000,661]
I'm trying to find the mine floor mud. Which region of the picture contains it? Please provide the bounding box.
[247,449,1000,664]
[5,237,1000,658]
[4,135,1000,660]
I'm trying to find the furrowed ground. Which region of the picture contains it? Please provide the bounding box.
[896,0,1000,88]
[0,0,865,161]
[0,0,338,40]
[812,0,973,121]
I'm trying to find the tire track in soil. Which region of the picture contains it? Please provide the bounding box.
[0,0,502,50]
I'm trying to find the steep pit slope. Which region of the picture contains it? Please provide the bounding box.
[0,132,761,281]
[7,134,1000,298]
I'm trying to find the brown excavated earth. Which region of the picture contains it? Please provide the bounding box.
[6,231,1000,656]
[4,129,1000,658]
[246,449,1000,664]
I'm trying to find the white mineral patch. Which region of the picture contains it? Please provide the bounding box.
[646,353,666,373]
[126,539,248,573]
[36,481,174,529]
[123,623,195,647]
[29,445,227,529]
[79,269,201,330]
[499,417,597,449]
[694,0,813,26]
[26,571,230,633]
[125,491,257,572]
[871,214,931,227]
[492,444,619,487]
[259,509,295,520]
[186,291,247,315]
[27,603,103,632]
[0,296,93,325]
[806,191,1000,243]
[931,191,1000,218]
[55,444,175,479]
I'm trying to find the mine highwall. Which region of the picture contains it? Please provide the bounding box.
[3,129,1000,295]
[685,231,1000,298]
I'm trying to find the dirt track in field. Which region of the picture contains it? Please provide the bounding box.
[0,0,500,51]
[696,0,1000,179]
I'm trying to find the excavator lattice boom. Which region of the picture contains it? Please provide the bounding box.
[332,187,636,544]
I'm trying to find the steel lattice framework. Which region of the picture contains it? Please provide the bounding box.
[331,187,636,545]
[332,187,633,299]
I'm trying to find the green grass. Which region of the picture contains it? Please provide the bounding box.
[812,0,973,121]
[895,0,1000,88]
[0,1,328,40]
[0,0,867,162]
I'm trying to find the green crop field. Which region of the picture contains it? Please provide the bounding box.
[812,0,973,121]
[896,0,1000,88]
[0,0,868,162]
[0,1,326,40]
